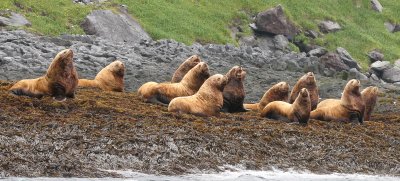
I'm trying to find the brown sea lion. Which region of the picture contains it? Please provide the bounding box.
[9,49,78,101]
[260,88,311,124]
[168,74,228,116]
[221,66,247,113]
[78,60,125,92]
[310,79,365,123]
[243,82,290,111]
[171,55,201,83]
[289,72,319,110]
[138,62,210,104]
[361,86,379,122]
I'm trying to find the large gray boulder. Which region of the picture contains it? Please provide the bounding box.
[308,47,327,57]
[368,50,384,62]
[382,67,400,83]
[319,52,350,72]
[394,59,400,68]
[371,0,383,12]
[370,61,391,72]
[319,21,341,33]
[0,11,31,27]
[81,9,151,43]
[254,5,299,37]
[336,47,361,70]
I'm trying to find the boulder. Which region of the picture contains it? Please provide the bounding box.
[369,73,380,82]
[368,50,384,62]
[81,9,151,43]
[254,5,299,37]
[382,67,400,83]
[394,59,400,68]
[394,25,400,33]
[305,30,319,39]
[308,47,327,57]
[273,35,289,51]
[319,21,341,33]
[370,61,391,72]
[384,22,395,32]
[371,0,383,13]
[319,52,350,71]
[336,47,361,70]
[0,11,31,27]
[349,68,368,81]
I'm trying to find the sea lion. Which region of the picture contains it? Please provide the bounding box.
[168,74,229,116]
[243,82,290,111]
[171,55,201,83]
[9,49,78,101]
[260,88,311,124]
[310,79,365,123]
[361,86,379,122]
[221,66,247,113]
[289,72,319,110]
[138,62,210,104]
[78,60,125,92]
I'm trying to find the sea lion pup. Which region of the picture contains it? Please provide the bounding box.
[289,72,319,110]
[260,88,311,124]
[171,55,201,83]
[361,86,379,121]
[221,66,247,113]
[243,82,290,111]
[168,74,229,116]
[138,62,210,104]
[9,49,78,101]
[78,60,125,92]
[310,79,365,123]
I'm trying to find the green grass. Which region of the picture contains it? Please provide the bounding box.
[0,0,399,69]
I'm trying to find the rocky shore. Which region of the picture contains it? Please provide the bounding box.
[0,30,399,177]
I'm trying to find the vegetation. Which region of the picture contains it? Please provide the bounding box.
[0,0,399,68]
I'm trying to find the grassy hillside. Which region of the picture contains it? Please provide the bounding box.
[1,0,399,68]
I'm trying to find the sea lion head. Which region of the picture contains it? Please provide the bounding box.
[207,74,229,92]
[273,81,290,96]
[195,62,211,78]
[186,55,201,67]
[46,49,74,78]
[106,60,125,77]
[295,88,311,124]
[226,66,246,81]
[342,79,364,122]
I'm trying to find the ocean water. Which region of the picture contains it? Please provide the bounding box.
[4,168,399,181]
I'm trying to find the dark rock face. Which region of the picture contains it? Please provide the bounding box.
[319,21,341,33]
[368,50,384,62]
[81,9,151,43]
[336,47,361,70]
[0,11,31,27]
[254,5,298,37]
[381,67,400,83]
[319,52,349,72]
[371,0,383,12]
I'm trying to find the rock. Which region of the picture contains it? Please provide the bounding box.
[336,47,361,70]
[368,50,384,62]
[273,35,289,51]
[73,0,108,4]
[81,9,151,43]
[308,47,327,57]
[349,68,368,81]
[254,5,299,37]
[370,73,380,82]
[319,52,350,71]
[394,25,400,33]
[370,61,391,72]
[319,21,341,33]
[305,30,319,39]
[239,36,256,47]
[371,0,383,12]
[381,67,400,83]
[0,11,31,27]
[394,59,400,68]
[384,22,395,32]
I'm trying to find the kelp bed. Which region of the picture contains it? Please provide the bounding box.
[0,81,399,177]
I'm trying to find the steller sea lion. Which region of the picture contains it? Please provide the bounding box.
[310,79,365,123]
[361,86,379,122]
[168,74,228,116]
[260,88,311,124]
[243,82,290,111]
[289,72,319,110]
[78,60,125,92]
[171,55,201,83]
[9,49,78,101]
[138,62,210,104]
[221,66,247,113]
